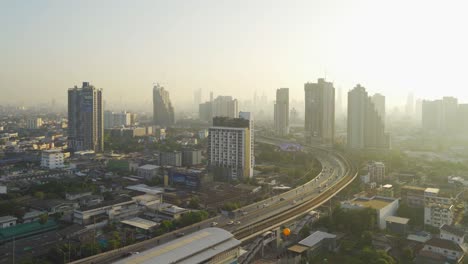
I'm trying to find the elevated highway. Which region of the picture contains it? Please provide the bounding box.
[71,136,357,264]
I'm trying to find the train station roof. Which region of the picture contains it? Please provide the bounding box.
[114,227,241,264]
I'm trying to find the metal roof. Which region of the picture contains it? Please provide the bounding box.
[299,231,336,248]
[121,217,159,230]
[385,216,410,225]
[114,227,240,264]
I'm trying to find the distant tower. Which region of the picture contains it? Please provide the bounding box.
[210,91,214,102]
[347,84,388,149]
[405,92,414,117]
[336,87,343,116]
[304,78,335,144]
[68,82,104,152]
[371,93,386,121]
[194,89,202,110]
[153,84,175,126]
[274,88,289,136]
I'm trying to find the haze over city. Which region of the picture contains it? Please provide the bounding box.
[2,0,468,108]
[3,1,468,264]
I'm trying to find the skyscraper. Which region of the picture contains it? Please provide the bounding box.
[68,82,104,152]
[274,88,289,136]
[153,84,175,127]
[304,78,335,144]
[371,93,386,121]
[347,84,388,149]
[208,113,254,181]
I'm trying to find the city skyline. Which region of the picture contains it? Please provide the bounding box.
[2,1,468,107]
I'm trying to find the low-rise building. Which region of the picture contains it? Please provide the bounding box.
[137,164,160,180]
[288,231,337,262]
[416,237,465,264]
[440,224,464,245]
[40,149,65,169]
[182,149,202,166]
[168,168,204,189]
[341,196,399,229]
[73,197,139,225]
[424,188,454,228]
[0,216,17,229]
[160,151,182,167]
[385,216,409,235]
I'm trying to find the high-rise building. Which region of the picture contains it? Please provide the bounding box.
[304,78,335,144]
[208,113,254,181]
[422,97,458,133]
[68,82,104,152]
[274,88,289,136]
[458,104,468,133]
[212,96,238,118]
[371,93,385,121]
[422,99,443,131]
[194,89,202,111]
[199,102,213,122]
[199,96,238,122]
[104,111,133,128]
[290,108,298,124]
[347,84,388,149]
[336,87,343,117]
[153,84,175,127]
[104,111,114,129]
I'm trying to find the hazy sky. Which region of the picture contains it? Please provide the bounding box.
[1,0,468,108]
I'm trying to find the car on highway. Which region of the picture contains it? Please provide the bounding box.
[175,232,185,237]
[235,221,241,225]
[211,221,218,227]
[227,220,234,225]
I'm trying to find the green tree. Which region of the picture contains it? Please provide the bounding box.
[39,213,49,224]
[188,196,200,209]
[34,191,45,200]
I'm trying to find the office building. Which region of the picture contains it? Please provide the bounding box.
[347,84,388,149]
[68,82,104,152]
[274,88,289,136]
[208,113,254,181]
[26,118,43,129]
[304,78,335,144]
[153,84,175,127]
